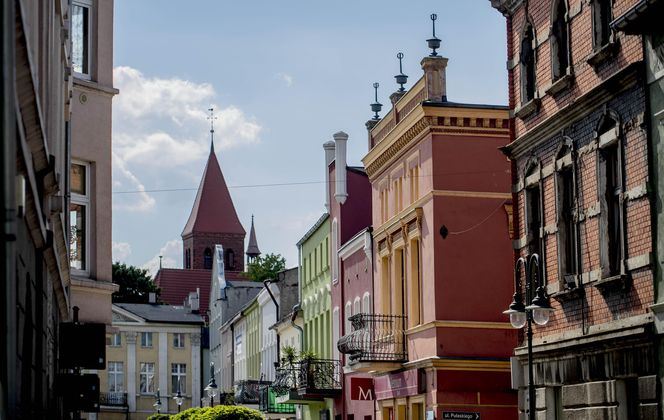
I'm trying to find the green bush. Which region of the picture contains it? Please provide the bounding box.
[171,405,263,420]
[147,414,171,420]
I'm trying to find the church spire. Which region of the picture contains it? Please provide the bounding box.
[207,107,217,152]
[246,215,261,263]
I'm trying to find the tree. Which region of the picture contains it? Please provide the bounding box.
[112,262,160,303]
[242,253,286,282]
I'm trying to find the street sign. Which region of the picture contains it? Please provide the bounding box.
[442,412,480,420]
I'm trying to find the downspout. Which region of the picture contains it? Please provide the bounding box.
[263,279,280,365]
[290,304,304,351]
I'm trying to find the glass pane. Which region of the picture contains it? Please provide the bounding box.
[71,5,89,74]
[71,163,86,195]
[69,203,86,270]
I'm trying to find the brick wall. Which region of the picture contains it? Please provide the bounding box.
[183,232,245,272]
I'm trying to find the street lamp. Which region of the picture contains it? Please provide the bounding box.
[173,379,184,412]
[204,362,218,406]
[153,388,163,413]
[503,253,553,420]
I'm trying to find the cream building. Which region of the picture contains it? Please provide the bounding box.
[99,301,204,419]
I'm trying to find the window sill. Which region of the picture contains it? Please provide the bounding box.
[515,97,540,120]
[594,273,629,290]
[551,280,583,302]
[545,72,574,97]
[587,40,620,69]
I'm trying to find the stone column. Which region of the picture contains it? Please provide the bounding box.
[192,332,202,407]
[126,332,137,412]
[420,56,448,102]
[159,332,168,403]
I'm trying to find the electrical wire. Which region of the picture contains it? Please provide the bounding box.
[448,199,508,236]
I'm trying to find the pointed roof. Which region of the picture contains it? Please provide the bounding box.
[246,215,261,257]
[182,144,246,237]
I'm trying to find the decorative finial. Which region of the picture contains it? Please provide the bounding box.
[395,52,408,92]
[427,14,441,57]
[207,107,217,151]
[370,82,383,120]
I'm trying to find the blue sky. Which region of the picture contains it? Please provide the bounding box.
[111,0,508,274]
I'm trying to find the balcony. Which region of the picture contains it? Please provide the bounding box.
[235,379,271,405]
[99,392,128,408]
[337,313,407,372]
[271,359,341,404]
[259,384,296,416]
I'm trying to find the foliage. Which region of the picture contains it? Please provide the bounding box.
[241,253,286,282]
[112,262,160,303]
[170,405,263,420]
[299,350,317,362]
[281,345,298,364]
[147,414,171,420]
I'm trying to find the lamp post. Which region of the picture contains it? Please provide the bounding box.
[503,253,553,420]
[153,388,163,414]
[204,362,218,407]
[173,379,184,412]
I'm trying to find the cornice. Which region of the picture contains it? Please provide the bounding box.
[489,0,524,16]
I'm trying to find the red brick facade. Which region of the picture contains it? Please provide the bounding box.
[494,0,657,417]
[183,232,245,272]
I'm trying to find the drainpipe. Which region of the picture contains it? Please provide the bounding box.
[290,304,304,351]
[263,279,280,366]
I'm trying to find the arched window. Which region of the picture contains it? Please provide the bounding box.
[551,0,570,81]
[520,24,536,103]
[203,248,212,269]
[226,249,235,270]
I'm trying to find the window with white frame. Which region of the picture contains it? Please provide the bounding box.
[71,0,92,76]
[345,301,352,335]
[353,297,361,317]
[362,293,370,314]
[173,333,185,348]
[171,363,186,393]
[108,361,124,392]
[141,332,153,348]
[332,219,339,283]
[110,332,121,347]
[69,162,89,271]
[140,362,155,393]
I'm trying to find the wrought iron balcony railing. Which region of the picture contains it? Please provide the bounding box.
[297,358,342,397]
[337,313,407,363]
[259,384,296,414]
[99,392,128,407]
[234,379,271,404]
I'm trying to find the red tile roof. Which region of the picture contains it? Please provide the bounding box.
[181,145,246,236]
[154,268,244,317]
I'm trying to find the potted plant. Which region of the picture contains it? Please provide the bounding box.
[299,350,318,389]
[281,345,298,366]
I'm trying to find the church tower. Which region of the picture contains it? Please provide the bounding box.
[246,215,261,264]
[181,109,246,272]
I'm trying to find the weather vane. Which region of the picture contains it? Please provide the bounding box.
[370,82,383,120]
[207,107,217,135]
[395,52,408,92]
[427,13,441,57]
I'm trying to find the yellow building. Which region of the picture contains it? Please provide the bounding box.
[99,300,204,419]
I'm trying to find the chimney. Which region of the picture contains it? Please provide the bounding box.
[333,131,349,204]
[188,289,200,313]
[323,141,336,211]
[421,56,448,102]
[148,292,157,304]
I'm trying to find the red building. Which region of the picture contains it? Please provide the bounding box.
[491,0,659,417]
[325,133,375,420]
[338,31,516,419]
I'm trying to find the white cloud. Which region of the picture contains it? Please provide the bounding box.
[142,239,182,277]
[112,152,156,212]
[112,241,132,262]
[275,72,294,87]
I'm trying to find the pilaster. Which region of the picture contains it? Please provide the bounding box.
[192,332,202,406]
[126,332,137,411]
[159,332,168,397]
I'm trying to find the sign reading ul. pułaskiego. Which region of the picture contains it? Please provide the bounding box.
[350,377,374,400]
[442,412,480,420]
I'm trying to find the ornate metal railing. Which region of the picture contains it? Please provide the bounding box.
[337,313,407,363]
[99,392,127,407]
[258,384,296,414]
[234,379,271,404]
[297,359,341,394]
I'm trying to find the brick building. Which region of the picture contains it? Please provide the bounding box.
[491,0,659,417]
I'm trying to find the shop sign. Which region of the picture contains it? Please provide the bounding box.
[350,377,374,400]
[374,369,420,400]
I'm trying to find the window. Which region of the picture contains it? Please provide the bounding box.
[71,0,91,76]
[380,256,391,314]
[353,297,361,317]
[332,307,340,362]
[597,113,624,277]
[551,0,570,81]
[108,362,124,392]
[171,363,186,393]
[110,332,121,347]
[520,24,537,103]
[173,333,185,348]
[332,219,339,283]
[409,166,419,203]
[524,162,542,257]
[204,248,212,269]
[345,301,352,335]
[555,141,578,286]
[69,162,89,271]
[592,0,612,49]
[185,248,191,269]
[235,332,243,355]
[226,248,235,270]
[408,239,422,327]
[141,332,153,348]
[140,362,155,393]
[362,293,370,314]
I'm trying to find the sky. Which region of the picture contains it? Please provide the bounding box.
[111,0,508,275]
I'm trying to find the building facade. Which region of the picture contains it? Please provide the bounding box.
[339,42,515,419]
[492,0,660,417]
[100,302,203,419]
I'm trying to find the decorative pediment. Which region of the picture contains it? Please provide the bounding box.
[111,306,143,323]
